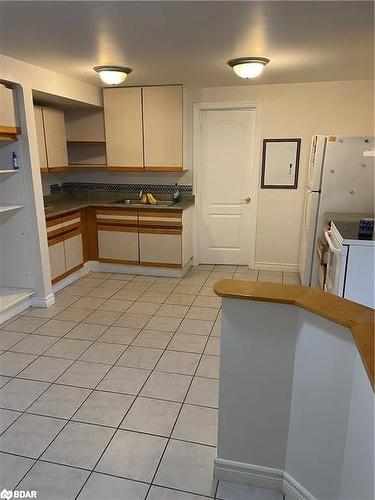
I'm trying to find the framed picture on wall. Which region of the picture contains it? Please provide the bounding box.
[261,138,301,189]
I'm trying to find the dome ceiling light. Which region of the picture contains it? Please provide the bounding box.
[228,57,270,79]
[94,65,132,85]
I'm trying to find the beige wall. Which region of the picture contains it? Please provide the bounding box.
[190,80,374,270]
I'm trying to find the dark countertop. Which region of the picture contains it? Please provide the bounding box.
[44,191,195,218]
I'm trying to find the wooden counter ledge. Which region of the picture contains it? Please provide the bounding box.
[214,279,375,389]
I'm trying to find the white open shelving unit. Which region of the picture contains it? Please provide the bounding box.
[0,84,35,323]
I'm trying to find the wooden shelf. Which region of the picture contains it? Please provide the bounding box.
[0,204,23,214]
[0,287,34,313]
[0,125,21,142]
[69,164,107,169]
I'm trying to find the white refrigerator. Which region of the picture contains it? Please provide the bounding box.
[298,135,374,286]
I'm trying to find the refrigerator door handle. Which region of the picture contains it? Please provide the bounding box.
[324,230,342,254]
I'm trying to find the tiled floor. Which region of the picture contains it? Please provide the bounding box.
[0,266,293,499]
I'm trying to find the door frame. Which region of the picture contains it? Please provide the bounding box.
[192,100,263,267]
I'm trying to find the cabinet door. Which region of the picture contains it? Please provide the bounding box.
[48,238,66,283]
[139,229,182,267]
[97,226,139,264]
[42,107,69,171]
[143,85,183,171]
[64,231,84,273]
[103,87,143,170]
[34,106,48,172]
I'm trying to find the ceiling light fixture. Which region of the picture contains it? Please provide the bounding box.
[94,65,132,85]
[228,57,270,79]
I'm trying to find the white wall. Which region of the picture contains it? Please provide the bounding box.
[190,80,374,269]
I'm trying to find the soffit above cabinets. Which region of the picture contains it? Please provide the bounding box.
[0,1,373,87]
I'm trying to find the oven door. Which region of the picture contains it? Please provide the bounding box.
[324,230,346,296]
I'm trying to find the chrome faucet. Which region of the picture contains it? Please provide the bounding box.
[139,190,143,199]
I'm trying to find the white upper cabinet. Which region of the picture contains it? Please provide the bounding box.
[102,85,183,172]
[34,106,68,172]
[143,85,183,171]
[0,84,18,129]
[103,87,143,170]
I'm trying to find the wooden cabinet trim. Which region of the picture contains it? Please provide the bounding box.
[138,210,182,218]
[107,166,145,172]
[63,212,81,223]
[98,257,139,265]
[139,227,182,235]
[144,166,184,172]
[48,234,65,246]
[46,217,64,228]
[97,224,139,233]
[51,262,83,285]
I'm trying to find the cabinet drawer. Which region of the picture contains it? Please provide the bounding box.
[64,232,83,272]
[139,229,182,268]
[62,211,81,232]
[96,209,138,226]
[138,211,182,229]
[98,226,139,264]
[46,217,64,238]
[48,238,66,282]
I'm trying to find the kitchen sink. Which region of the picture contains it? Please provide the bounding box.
[116,199,174,207]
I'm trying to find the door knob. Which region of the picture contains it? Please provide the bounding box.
[241,197,251,204]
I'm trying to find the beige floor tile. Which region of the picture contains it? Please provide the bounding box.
[148,283,177,293]
[0,378,49,411]
[121,397,181,436]
[73,390,134,427]
[0,331,27,350]
[155,277,181,284]
[33,319,78,337]
[44,338,92,360]
[165,294,195,306]
[125,282,151,292]
[0,352,37,376]
[186,377,219,408]
[283,272,301,285]
[108,273,136,281]
[196,355,220,379]
[217,480,283,500]
[111,289,143,301]
[9,334,58,355]
[97,366,150,395]
[168,334,207,354]
[154,439,216,497]
[126,301,161,315]
[27,384,91,419]
[192,296,222,309]
[257,270,283,283]
[79,342,126,364]
[98,326,140,345]
[54,307,93,322]
[65,323,108,341]
[116,346,163,370]
[210,322,221,337]
[172,404,218,446]
[114,312,152,329]
[96,429,166,482]
[4,316,48,334]
[86,287,117,299]
[53,294,79,307]
[77,472,149,500]
[140,371,191,402]
[156,304,189,318]
[156,350,200,376]
[177,319,214,336]
[174,284,202,295]
[233,272,258,281]
[204,337,220,356]
[61,285,93,297]
[147,485,209,500]
[72,296,107,309]
[56,360,111,389]
[132,275,158,283]
[83,310,122,326]
[132,330,172,349]
[97,279,129,290]
[19,356,74,383]
[213,265,236,272]
[98,299,133,312]
[89,272,114,279]
[198,287,217,297]
[137,291,169,304]
[24,305,66,319]
[145,315,181,333]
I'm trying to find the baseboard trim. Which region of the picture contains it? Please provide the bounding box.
[255,261,299,273]
[214,459,316,500]
[282,472,317,500]
[0,297,32,325]
[31,294,55,308]
[92,259,192,278]
[214,459,283,491]
[52,262,92,294]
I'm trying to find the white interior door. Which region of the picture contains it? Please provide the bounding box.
[198,108,256,264]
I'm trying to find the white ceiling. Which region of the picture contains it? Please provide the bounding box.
[0,1,373,88]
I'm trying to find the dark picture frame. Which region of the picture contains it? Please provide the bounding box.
[261,138,301,189]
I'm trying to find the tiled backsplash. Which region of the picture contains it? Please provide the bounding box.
[50,182,193,194]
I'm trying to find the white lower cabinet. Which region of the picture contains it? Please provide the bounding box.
[139,230,182,267]
[98,227,139,263]
[48,239,66,282]
[64,232,83,272]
